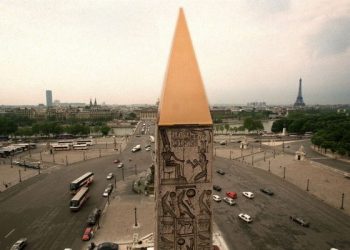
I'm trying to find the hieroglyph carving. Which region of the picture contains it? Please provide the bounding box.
[157,127,213,249]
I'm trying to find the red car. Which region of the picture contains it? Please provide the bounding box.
[226,192,237,199]
[82,227,94,241]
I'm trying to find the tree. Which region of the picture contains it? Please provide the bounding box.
[224,124,230,134]
[100,125,111,136]
[243,118,263,132]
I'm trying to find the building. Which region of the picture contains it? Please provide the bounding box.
[46,90,53,107]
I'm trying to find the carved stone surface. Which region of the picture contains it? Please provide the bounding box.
[155,126,213,249]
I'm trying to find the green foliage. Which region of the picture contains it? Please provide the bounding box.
[273,111,350,156]
[0,116,18,135]
[100,125,111,136]
[243,118,263,132]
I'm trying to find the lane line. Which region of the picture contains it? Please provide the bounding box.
[4,228,15,238]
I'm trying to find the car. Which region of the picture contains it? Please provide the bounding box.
[82,227,94,241]
[106,173,114,180]
[145,147,151,151]
[117,163,124,168]
[144,144,151,148]
[290,215,310,227]
[213,185,222,191]
[113,159,120,164]
[216,169,225,175]
[242,191,254,199]
[135,134,141,137]
[87,208,101,226]
[10,238,27,250]
[223,197,236,206]
[96,242,119,250]
[260,188,274,195]
[103,184,114,197]
[238,213,253,223]
[226,191,237,199]
[212,195,221,202]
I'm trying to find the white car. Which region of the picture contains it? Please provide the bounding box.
[106,173,114,180]
[145,147,151,151]
[223,197,236,206]
[242,191,254,199]
[117,163,124,168]
[212,195,221,202]
[238,213,253,223]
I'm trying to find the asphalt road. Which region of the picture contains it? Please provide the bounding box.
[2,125,349,250]
[282,140,350,173]
[213,157,350,250]
[0,124,153,250]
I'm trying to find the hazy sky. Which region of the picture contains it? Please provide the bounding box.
[1,0,349,105]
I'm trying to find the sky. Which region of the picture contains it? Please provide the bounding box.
[1,0,349,106]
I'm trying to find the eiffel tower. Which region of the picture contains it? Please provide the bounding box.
[294,78,305,107]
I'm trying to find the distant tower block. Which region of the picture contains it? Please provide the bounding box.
[46,90,53,107]
[294,78,305,107]
[155,8,213,250]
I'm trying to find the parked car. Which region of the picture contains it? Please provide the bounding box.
[212,195,222,202]
[290,215,310,227]
[238,213,253,223]
[145,147,151,151]
[87,208,101,226]
[113,159,120,164]
[213,185,222,191]
[223,197,236,206]
[117,163,124,168]
[260,188,274,196]
[103,184,114,197]
[82,227,94,241]
[242,191,254,199]
[226,192,237,199]
[96,242,119,250]
[106,173,114,180]
[216,169,225,175]
[10,238,27,250]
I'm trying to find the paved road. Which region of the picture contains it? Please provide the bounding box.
[213,157,350,250]
[0,127,153,250]
[282,140,350,173]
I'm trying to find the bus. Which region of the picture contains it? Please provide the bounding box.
[70,172,94,194]
[58,140,74,146]
[51,144,70,151]
[73,144,88,150]
[70,187,89,211]
[76,139,93,146]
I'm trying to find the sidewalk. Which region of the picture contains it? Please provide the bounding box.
[83,179,229,250]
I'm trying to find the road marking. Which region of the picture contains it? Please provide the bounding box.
[4,228,15,238]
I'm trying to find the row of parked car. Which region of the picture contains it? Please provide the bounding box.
[214,168,310,227]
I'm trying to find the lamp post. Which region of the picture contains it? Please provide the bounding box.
[134,207,138,227]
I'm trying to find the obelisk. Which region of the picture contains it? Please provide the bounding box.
[155,8,213,250]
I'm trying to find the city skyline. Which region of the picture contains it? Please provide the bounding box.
[1,0,350,105]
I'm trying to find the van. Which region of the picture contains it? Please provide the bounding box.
[87,208,101,226]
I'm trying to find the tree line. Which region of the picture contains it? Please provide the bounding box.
[0,115,111,137]
[215,118,264,134]
[272,110,350,156]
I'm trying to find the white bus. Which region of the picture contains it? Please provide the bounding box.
[73,144,88,150]
[70,187,89,211]
[70,172,94,194]
[76,139,93,146]
[51,144,70,151]
[58,140,74,146]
